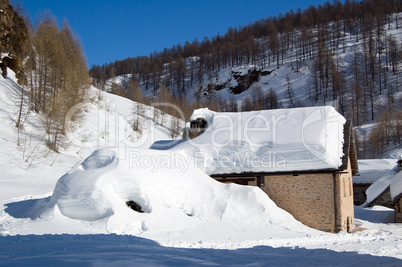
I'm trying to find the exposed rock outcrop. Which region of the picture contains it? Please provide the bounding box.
[207,68,275,95]
[0,0,28,83]
[229,68,262,94]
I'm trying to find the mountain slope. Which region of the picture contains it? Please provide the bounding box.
[103,12,402,159]
[0,68,181,202]
[1,68,402,264]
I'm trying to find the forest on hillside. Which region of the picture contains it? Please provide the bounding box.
[1,0,91,151]
[2,0,401,158]
[90,0,402,159]
[91,0,402,106]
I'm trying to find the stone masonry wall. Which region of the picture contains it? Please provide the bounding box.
[211,159,355,233]
[260,173,337,232]
[335,161,354,232]
[396,198,402,223]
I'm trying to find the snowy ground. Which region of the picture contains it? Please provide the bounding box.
[1,233,402,267]
[1,73,402,266]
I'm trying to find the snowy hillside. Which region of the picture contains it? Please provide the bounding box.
[1,69,402,265]
[103,13,402,111]
[0,69,181,215]
[103,12,402,160]
[193,21,402,110]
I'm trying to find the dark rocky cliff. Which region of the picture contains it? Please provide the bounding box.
[0,0,28,83]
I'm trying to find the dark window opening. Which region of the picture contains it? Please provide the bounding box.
[126,200,144,213]
[258,176,265,187]
[190,118,207,130]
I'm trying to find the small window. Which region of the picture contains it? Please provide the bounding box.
[258,176,265,187]
[343,177,347,197]
[349,176,353,196]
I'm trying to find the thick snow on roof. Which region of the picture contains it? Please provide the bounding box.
[153,106,346,175]
[391,171,402,201]
[353,159,397,184]
[362,167,399,207]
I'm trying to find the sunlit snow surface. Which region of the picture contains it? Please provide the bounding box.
[1,71,402,265]
[153,106,346,175]
[39,147,311,240]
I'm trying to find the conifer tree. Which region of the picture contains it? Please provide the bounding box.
[26,13,90,151]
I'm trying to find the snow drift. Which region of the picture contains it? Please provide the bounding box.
[40,147,311,238]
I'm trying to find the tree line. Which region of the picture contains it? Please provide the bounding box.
[90,0,401,117]
[19,10,91,151]
[5,0,401,158]
[89,0,402,159]
[90,0,401,98]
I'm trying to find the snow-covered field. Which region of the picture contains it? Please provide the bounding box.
[1,72,402,266]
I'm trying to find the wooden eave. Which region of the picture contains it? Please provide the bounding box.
[210,168,342,179]
[341,120,359,176]
[393,192,402,203]
[367,185,391,207]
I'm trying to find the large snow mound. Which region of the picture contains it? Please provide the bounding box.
[39,147,311,238]
[152,106,346,175]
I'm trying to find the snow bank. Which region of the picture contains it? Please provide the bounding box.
[40,147,311,238]
[41,149,118,221]
[153,106,346,175]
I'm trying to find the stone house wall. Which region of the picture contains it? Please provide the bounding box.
[262,169,353,233]
[211,160,355,233]
[353,184,369,205]
[335,162,354,233]
[260,173,337,232]
[395,198,402,223]
[369,187,393,208]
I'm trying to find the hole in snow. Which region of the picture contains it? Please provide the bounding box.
[126,200,144,213]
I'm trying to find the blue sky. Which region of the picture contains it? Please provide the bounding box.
[20,0,335,67]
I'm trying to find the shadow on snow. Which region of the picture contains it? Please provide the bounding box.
[3,198,402,266]
[0,234,401,267]
[5,197,50,220]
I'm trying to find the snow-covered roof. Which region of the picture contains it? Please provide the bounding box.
[362,169,398,207]
[391,171,402,202]
[152,106,349,175]
[353,159,397,184]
